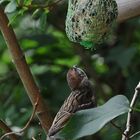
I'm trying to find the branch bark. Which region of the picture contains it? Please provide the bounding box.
[0,6,53,134]
[116,0,140,22]
[0,120,18,140]
[122,82,140,140]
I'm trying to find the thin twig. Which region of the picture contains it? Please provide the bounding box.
[122,82,140,140]
[32,137,37,140]
[110,121,128,138]
[130,107,140,112]
[130,130,140,139]
[0,120,18,140]
[0,97,39,140]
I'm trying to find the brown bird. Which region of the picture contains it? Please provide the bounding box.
[48,66,96,139]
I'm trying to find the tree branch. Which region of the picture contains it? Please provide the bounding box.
[0,96,39,140]
[110,121,128,138]
[122,82,140,140]
[0,120,18,140]
[130,130,140,139]
[116,0,140,22]
[0,6,53,135]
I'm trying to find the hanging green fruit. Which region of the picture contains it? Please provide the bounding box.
[65,0,118,49]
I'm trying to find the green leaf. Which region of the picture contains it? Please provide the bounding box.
[80,41,94,49]
[39,12,47,32]
[55,56,80,67]
[8,12,19,25]
[2,50,11,64]
[31,65,48,75]
[56,95,129,140]
[0,0,7,4]
[0,62,8,74]
[32,9,41,19]
[23,0,32,6]
[44,8,49,14]
[5,0,17,13]
[8,8,28,25]
[132,107,140,112]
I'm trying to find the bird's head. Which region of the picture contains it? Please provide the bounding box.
[67,66,88,90]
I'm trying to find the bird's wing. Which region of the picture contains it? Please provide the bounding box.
[48,111,72,137]
[76,84,96,111]
[48,86,96,137]
[48,91,80,137]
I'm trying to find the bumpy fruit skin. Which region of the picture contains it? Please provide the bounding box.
[48,66,96,138]
[65,0,118,45]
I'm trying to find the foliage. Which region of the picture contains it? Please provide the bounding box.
[0,0,140,140]
[56,95,129,140]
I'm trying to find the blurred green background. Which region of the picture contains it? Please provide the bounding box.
[0,0,140,140]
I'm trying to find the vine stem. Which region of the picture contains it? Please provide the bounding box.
[0,120,18,140]
[122,82,140,140]
[130,130,140,139]
[0,6,53,135]
[0,96,39,140]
